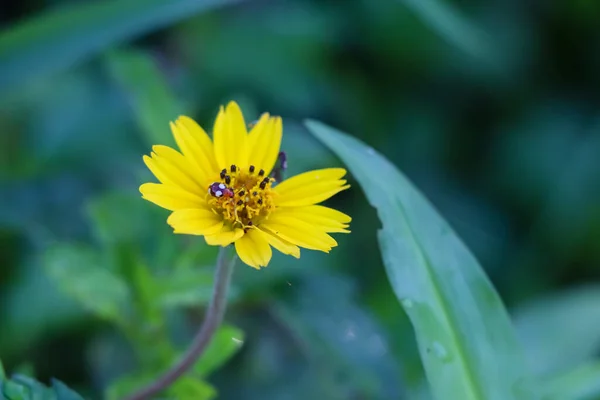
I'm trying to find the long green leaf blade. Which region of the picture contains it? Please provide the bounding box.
[305,120,536,400]
[398,0,493,63]
[0,0,241,93]
[106,49,181,147]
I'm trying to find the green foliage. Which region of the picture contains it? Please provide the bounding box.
[168,377,216,400]
[49,380,85,400]
[543,362,600,400]
[514,285,600,377]
[192,325,245,377]
[306,120,536,400]
[107,372,217,400]
[398,0,492,63]
[270,274,402,399]
[43,244,131,324]
[0,369,84,400]
[152,268,218,309]
[106,49,182,147]
[0,0,242,93]
[106,371,157,400]
[106,325,243,400]
[3,0,600,399]
[86,191,172,249]
[42,197,244,398]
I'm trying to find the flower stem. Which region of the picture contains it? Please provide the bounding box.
[124,247,236,400]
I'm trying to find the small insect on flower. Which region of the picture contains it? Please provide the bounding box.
[208,182,234,198]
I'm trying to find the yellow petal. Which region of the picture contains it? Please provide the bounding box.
[274,168,346,194]
[259,227,300,258]
[261,214,337,252]
[234,228,272,269]
[247,115,282,176]
[307,205,352,223]
[275,181,350,207]
[140,183,208,211]
[143,155,173,186]
[167,209,223,235]
[204,227,244,247]
[171,116,218,186]
[146,145,204,193]
[213,101,248,170]
[272,206,351,233]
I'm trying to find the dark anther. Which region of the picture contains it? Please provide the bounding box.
[237,200,243,206]
[230,164,237,173]
[220,169,226,179]
[252,191,257,196]
[262,177,270,184]
[249,165,255,173]
[258,199,263,205]
[248,221,253,226]
[258,169,265,176]
[238,190,245,196]
[259,181,266,190]
[225,175,231,185]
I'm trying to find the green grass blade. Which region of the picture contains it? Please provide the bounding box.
[106,49,181,147]
[543,362,600,400]
[398,0,493,63]
[305,120,537,400]
[0,0,241,93]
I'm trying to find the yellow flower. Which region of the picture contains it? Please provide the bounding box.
[139,101,351,269]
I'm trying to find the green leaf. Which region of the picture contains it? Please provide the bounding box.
[107,370,216,400]
[106,49,182,146]
[305,120,536,400]
[1,380,30,400]
[127,255,163,327]
[0,260,86,360]
[168,377,216,400]
[106,371,155,400]
[398,0,493,63]
[86,191,167,247]
[0,359,5,380]
[86,191,216,273]
[152,269,217,309]
[3,375,83,400]
[514,285,600,377]
[51,379,85,400]
[542,362,600,400]
[43,244,130,323]
[0,0,242,94]
[193,325,245,377]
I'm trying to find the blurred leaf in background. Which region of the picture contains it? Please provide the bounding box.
[106,49,182,147]
[0,0,243,94]
[0,364,85,400]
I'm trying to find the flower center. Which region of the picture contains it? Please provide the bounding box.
[207,164,275,229]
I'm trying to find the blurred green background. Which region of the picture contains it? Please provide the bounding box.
[2,0,600,399]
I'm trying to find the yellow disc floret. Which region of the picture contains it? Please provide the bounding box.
[207,164,275,230]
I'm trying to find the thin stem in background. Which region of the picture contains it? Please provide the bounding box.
[124,246,236,400]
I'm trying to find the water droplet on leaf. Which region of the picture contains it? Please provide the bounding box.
[431,342,450,362]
